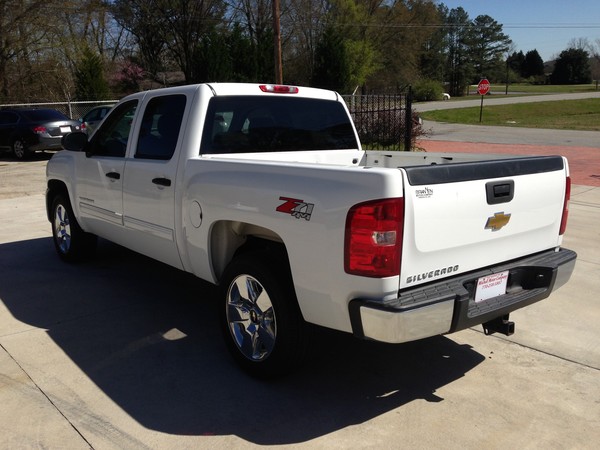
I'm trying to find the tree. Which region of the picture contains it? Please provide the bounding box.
[551,48,592,84]
[507,50,525,77]
[444,7,474,96]
[0,0,67,101]
[111,1,167,80]
[278,0,329,85]
[112,0,227,84]
[469,14,511,82]
[522,49,544,78]
[591,38,600,83]
[75,47,110,100]
[419,3,449,82]
[366,0,439,91]
[311,24,350,92]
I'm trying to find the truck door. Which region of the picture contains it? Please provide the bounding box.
[77,100,138,235]
[122,94,187,269]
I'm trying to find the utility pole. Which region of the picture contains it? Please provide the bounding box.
[273,0,283,84]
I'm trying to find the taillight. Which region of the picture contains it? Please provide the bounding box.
[559,176,571,235]
[259,84,299,94]
[33,126,46,134]
[345,198,404,278]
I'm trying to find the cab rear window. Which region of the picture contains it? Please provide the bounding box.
[200,96,357,154]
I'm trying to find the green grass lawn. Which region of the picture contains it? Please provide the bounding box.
[420,98,600,131]
[495,83,600,94]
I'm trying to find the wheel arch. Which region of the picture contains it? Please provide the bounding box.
[209,220,290,284]
[46,179,70,222]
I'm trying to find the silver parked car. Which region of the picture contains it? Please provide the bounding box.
[80,105,114,135]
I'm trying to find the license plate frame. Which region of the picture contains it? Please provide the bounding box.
[475,270,509,303]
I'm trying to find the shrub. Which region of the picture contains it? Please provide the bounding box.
[412,79,443,102]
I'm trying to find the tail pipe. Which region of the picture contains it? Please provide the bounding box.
[483,314,515,336]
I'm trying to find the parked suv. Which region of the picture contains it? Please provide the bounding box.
[0,108,82,159]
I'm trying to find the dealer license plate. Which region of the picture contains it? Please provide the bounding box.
[60,126,71,133]
[475,270,509,303]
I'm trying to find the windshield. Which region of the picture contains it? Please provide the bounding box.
[201,96,358,154]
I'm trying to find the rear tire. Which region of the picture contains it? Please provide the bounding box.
[51,194,97,262]
[12,139,30,160]
[220,252,308,378]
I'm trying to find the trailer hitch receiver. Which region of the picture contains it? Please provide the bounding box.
[483,314,515,336]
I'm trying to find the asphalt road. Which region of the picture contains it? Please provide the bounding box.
[416,92,600,148]
[1,119,599,448]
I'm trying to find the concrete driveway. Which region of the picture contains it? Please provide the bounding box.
[0,149,599,448]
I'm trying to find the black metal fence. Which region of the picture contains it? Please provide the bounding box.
[342,87,414,151]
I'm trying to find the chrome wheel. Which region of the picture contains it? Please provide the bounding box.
[53,202,71,254]
[221,252,308,378]
[226,274,276,361]
[50,194,96,262]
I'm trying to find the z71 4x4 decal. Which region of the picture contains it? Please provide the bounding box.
[276,197,314,221]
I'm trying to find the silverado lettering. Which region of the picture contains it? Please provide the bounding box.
[406,265,460,284]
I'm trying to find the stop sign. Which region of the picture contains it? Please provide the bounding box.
[477,78,490,95]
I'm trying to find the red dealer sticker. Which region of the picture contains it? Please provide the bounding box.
[475,270,509,303]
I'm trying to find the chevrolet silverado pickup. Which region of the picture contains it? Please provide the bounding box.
[46,83,577,377]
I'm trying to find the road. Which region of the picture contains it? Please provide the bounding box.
[415,91,600,147]
[0,111,599,448]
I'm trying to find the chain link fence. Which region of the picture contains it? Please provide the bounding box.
[0,100,117,121]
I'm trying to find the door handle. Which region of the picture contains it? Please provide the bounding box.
[106,172,121,180]
[152,177,172,187]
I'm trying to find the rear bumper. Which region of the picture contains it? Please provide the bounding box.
[349,248,577,344]
[30,135,63,151]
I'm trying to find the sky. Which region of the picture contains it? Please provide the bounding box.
[438,0,600,61]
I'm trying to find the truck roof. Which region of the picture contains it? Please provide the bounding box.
[126,83,341,102]
[207,83,341,101]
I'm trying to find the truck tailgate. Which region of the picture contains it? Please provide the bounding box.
[399,156,568,289]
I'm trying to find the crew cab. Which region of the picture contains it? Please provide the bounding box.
[46,83,576,377]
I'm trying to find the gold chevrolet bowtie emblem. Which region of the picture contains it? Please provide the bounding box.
[485,212,511,231]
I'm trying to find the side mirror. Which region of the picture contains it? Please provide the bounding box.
[62,132,88,152]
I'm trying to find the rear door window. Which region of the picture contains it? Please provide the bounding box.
[135,94,186,160]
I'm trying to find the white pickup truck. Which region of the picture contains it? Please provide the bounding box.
[46,83,576,377]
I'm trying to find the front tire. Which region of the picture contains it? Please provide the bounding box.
[51,194,97,262]
[220,252,308,378]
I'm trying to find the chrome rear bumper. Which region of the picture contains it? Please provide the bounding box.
[349,248,577,344]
